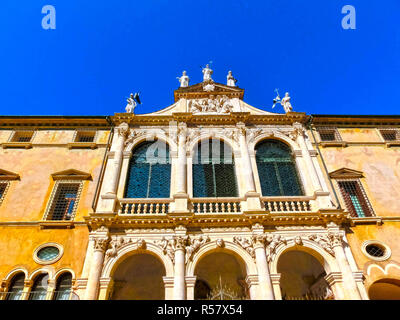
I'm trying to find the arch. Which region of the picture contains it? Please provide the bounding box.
[53,272,73,300]
[270,238,339,275]
[125,132,177,153]
[28,267,54,281]
[249,132,301,155]
[29,273,49,300]
[124,140,172,198]
[54,268,76,282]
[191,138,239,198]
[4,272,25,300]
[369,278,400,300]
[4,267,28,282]
[254,139,304,196]
[188,133,240,159]
[187,240,258,276]
[102,242,174,279]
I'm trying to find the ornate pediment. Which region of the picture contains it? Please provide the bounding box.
[51,169,92,181]
[329,168,364,179]
[174,81,244,102]
[0,169,20,180]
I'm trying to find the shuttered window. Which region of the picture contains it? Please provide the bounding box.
[256,140,303,196]
[193,139,238,198]
[125,141,171,198]
[338,180,374,218]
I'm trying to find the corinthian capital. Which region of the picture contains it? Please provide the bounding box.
[116,122,129,137]
[251,235,267,249]
[94,237,111,252]
[328,231,343,248]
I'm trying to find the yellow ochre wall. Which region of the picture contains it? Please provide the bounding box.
[313,127,400,292]
[0,129,109,282]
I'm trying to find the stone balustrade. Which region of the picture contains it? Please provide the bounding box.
[118,198,171,215]
[261,197,313,213]
[191,198,242,214]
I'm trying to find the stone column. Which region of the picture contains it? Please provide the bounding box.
[173,237,186,300]
[270,274,282,300]
[293,123,322,193]
[107,123,129,195]
[185,276,197,300]
[245,275,258,300]
[253,236,275,300]
[163,276,175,300]
[329,232,361,300]
[237,123,261,211]
[176,123,187,194]
[84,236,110,300]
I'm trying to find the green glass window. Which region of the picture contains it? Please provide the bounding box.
[37,246,60,261]
[193,139,238,198]
[6,273,25,300]
[255,140,303,196]
[53,273,72,300]
[125,141,171,198]
[29,274,48,300]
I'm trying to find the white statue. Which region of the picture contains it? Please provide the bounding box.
[227,71,237,87]
[125,93,136,113]
[272,90,294,113]
[202,64,213,81]
[281,92,293,113]
[177,71,189,87]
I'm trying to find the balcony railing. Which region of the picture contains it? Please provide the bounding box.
[262,197,313,213]
[0,290,79,300]
[192,198,242,214]
[118,198,172,215]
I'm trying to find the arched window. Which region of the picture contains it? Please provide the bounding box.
[255,140,303,196]
[29,273,48,300]
[125,141,171,198]
[6,273,25,300]
[53,273,72,300]
[193,139,238,197]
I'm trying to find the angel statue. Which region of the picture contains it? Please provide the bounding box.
[125,92,141,114]
[272,89,293,113]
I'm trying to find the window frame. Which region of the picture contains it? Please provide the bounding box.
[316,127,342,142]
[335,178,375,218]
[0,181,10,206]
[73,129,97,143]
[43,180,83,221]
[378,128,400,142]
[9,130,36,143]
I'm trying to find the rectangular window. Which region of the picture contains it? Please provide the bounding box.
[0,183,7,203]
[317,128,341,142]
[47,183,80,220]
[379,129,399,142]
[338,180,374,218]
[75,131,96,143]
[11,131,34,142]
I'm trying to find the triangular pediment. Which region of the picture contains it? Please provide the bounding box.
[329,168,364,179]
[174,81,244,102]
[51,169,92,180]
[0,169,20,180]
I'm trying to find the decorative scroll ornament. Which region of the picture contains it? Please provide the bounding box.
[117,123,130,138]
[216,238,225,248]
[105,237,146,259]
[233,236,255,259]
[124,129,146,147]
[265,235,287,262]
[155,235,210,264]
[186,129,200,147]
[308,234,335,257]
[203,83,215,92]
[189,95,234,114]
[289,122,306,140]
[247,128,263,144]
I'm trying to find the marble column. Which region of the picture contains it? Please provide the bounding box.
[84,237,109,300]
[329,233,361,300]
[107,123,129,195]
[293,123,322,193]
[237,123,256,193]
[173,237,186,300]
[176,123,187,194]
[253,236,274,300]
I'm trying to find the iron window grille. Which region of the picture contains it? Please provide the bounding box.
[192,139,238,198]
[255,140,304,196]
[74,130,96,143]
[44,181,83,221]
[124,141,171,198]
[365,244,385,258]
[9,130,35,143]
[316,127,342,142]
[379,129,400,142]
[336,179,375,218]
[0,182,9,206]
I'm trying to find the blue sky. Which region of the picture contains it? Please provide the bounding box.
[0,1,399,116]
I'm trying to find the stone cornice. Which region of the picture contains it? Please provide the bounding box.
[0,117,110,129]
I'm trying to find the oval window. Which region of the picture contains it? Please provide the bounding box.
[36,246,60,261]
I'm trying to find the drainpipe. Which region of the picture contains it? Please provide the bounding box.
[91,116,114,212]
[306,116,341,209]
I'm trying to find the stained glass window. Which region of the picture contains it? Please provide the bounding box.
[255,140,303,196]
[125,141,171,198]
[6,273,25,300]
[193,139,238,198]
[53,273,72,300]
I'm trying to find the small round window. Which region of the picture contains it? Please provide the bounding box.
[34,243,63,265]
[37,246,59,261]
[362,240,391,261]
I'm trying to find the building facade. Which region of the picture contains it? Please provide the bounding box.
[1,69,400,300]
